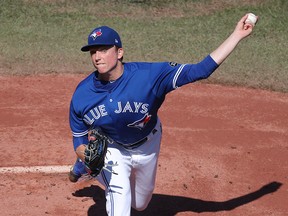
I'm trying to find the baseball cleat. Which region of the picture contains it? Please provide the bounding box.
[68,169,81,183]
[68,158,88,183]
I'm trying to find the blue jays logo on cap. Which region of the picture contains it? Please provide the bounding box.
[90,30,103,40]
[81,26,122,52]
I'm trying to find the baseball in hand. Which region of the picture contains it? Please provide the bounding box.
[245,13,258,26]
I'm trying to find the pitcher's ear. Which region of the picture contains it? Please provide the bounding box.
[117,48,124,59]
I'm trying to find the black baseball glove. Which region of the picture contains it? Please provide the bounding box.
[84,129,109,177]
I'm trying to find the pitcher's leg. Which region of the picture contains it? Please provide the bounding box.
[131,161,158,211]
[131,122,162,211]
[97,144,133,216]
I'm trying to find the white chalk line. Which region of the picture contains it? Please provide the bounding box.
[0,165,71,174]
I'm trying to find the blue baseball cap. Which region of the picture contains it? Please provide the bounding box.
[81,26,122,52]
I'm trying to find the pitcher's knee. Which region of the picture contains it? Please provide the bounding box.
[131,193,152,211]
[132,203,149,212]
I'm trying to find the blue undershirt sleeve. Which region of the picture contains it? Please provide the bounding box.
[175,55,219,88]
[73,136,88,151]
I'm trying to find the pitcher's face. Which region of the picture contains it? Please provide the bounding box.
[90,45,123,76]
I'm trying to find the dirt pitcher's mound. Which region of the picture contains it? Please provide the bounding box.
[0,74,287,216]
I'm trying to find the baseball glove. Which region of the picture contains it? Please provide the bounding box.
[84,129,110,177]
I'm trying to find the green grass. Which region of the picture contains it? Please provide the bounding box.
[0,0,287,92]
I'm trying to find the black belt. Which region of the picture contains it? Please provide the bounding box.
[117,128,157,149]
[123,137,148,149]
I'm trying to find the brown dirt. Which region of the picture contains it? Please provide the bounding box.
[0,74,287,216]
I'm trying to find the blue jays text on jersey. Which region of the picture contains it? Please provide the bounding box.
[69,55,218,149]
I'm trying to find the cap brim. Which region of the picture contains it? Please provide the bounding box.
[81,45,96,52]
[81,43,122,52]
[81,43,119,52]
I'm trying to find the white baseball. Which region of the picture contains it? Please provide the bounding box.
[245,13,258,26]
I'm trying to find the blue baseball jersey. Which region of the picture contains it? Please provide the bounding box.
[70,55,218,150]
